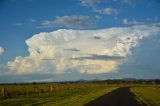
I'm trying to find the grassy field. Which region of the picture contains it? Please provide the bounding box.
[0,83,160,106]
[0,85,117,106]
[131,86,160,106]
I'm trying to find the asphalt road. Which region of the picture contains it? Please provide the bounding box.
[84,87,147,106]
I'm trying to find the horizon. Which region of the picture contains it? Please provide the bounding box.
[1,78,160,84]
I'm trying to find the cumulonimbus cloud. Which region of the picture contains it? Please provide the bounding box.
[7,24,160,74]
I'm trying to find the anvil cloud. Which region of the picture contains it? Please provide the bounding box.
[7,24,160,75]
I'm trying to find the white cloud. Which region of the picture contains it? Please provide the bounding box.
[41,20,54,28]
[40,15,95,29]
[13,22,23,26]
[8,24,160,74]
[79,0,119,16]
[95,8,119,15]
[80,0,101,7]
[80,0,136,7]
[30,18,36,22]
[0,47,4,56]
[54,16,95,28]
[122,18,145,25]
[123,18,129,24]
[120,0,136,5]
[95,15,101,19]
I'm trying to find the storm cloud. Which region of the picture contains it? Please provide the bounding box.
[7,24,160,75]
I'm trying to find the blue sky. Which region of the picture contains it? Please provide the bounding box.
[0,0,160,82]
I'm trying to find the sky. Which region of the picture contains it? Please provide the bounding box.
[0,0,160,83]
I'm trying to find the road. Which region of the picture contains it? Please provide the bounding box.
[84,87,147,106]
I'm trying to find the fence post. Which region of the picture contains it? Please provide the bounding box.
[43,87,46,93]
[35,87,38,94]
[50,86,53,92]
[69,84,71,90]
[56,86,58,91]
[65,84,66,90]
[27,87,29,95]
[2,88,5,97]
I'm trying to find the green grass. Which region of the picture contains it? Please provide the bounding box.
[131,86,160,106]
[0,86,117,106]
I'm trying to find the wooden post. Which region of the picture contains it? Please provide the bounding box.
[43,87,45,93]
[56,86,58,91]
[2,88,5,97]
[70,85,72,90]
[26,87,29,95]
[65,84,66,90]
[68,84,70,90]
[35,87,38,94]
[50,86,53,92]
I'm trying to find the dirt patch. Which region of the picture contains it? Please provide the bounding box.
[84,87,147,106]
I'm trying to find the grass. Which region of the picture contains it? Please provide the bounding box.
[1,83,159,106]
[0,86,117,106]
[131,86,160,106]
